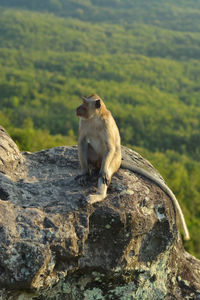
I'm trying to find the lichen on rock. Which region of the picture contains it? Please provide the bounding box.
[0,126,199,300]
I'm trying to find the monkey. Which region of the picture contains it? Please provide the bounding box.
[76,94,190,240]
[76,94,121,204]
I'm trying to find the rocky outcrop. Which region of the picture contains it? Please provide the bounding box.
[0,126,199,300]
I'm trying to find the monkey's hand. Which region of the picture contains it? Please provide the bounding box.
[99,170,110,186]
[75,173,90,185]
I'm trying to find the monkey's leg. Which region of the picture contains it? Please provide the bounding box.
[86,154,121,204]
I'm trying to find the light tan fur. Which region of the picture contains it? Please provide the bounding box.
[76,94,121,204]
[76,94,190,240]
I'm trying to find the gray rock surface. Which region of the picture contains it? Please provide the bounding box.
[0,126,200,300]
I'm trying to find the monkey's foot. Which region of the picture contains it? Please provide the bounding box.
[75,173,90,185]
[86,193,105,204]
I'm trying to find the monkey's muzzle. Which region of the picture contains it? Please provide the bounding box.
[76,105,86,117]
[76,106,81,116]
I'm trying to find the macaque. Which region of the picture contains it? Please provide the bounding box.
[76,94,190,240]
[76,94,121,204]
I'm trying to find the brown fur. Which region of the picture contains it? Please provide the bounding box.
[76,94,121,203]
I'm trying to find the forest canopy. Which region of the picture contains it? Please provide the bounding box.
[0,0,200,258]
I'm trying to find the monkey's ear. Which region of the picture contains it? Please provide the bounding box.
[95,99,101,109]
[82,97,88,103]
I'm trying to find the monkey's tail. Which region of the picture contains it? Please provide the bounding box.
[121,163,190,240]
[157,180,190,240]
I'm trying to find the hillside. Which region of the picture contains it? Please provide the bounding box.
[0,0,200,258]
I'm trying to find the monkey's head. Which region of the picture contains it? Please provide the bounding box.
[76,94,102,120]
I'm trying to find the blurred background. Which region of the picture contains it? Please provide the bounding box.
[0,0,199,258]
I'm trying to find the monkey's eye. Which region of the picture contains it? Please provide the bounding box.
[95,99,101,109]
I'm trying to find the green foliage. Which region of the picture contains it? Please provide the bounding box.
[0,0,200,258]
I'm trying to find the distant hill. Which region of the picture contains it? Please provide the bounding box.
[0,0,200,153]
[1,0,200,32]
[0,0,200,258]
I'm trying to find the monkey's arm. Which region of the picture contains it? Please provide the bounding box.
[76,137,90,184]
[78,137,89,174]
[99,142,115,184]
[121,161,190,240]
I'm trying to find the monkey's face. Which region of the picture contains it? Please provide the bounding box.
[76,96,101,120]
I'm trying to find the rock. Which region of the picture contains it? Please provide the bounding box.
[0,126,199,300]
